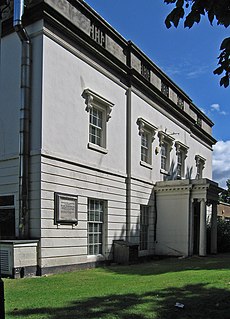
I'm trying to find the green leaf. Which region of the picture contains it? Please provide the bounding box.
[165,17,172,28]
[165,7,185,28]
[193,12,201,23]
[176,0,184,8]
[220,37,230,50]
[164,0,177,4]
[213,66,224,75]
[207,10,214,25]
[220,75,229,88]
[184,12,195,28]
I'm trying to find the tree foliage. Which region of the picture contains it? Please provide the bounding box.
[164,0,230,87]
[208,218,230,253]
[219,179,230,203]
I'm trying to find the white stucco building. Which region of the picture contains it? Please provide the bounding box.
[0,0,221,277]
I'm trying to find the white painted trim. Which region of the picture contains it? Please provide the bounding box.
[88,142,108,154]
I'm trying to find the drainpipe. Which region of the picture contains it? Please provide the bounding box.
[13,0,31,239]
[125,43,132,242]
[126,87,132,242]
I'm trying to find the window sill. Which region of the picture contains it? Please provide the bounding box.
[160,168,170,175]
[87,254,105,262]
[140,161,152,170]
[88,143,108,154]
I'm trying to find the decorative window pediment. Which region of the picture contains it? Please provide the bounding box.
[158,131,175,149]
[137,118,157,141]
[83,89,114,153]
[195,155,206,179]
[195,155,206,167]
[175,142,189,179]
[83,89,114,122]
[137,118,157,167]
[158,131,175,174]
[175,141,189,158]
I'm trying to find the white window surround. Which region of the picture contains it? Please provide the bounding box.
[195,154,206,179]
[137,118,157,169]
[175,141,189,179]
[87,198,106,256]
[83,88,114,153]
[158,130,175,175]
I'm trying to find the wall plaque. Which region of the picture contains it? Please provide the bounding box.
[55,193,78,224]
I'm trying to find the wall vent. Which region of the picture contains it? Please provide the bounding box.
[0,247,12,275]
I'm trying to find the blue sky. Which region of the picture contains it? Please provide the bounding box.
[85,0,229,188]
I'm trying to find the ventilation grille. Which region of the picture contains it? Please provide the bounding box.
[0,248,12,274]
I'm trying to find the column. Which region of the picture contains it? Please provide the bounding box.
[199,199,207,256]
[210,203,217,254]
[188,199,194,256]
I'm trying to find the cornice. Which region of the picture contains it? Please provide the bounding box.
[155,179,221,201]
[155,185,192,193]
[1,0,216,147]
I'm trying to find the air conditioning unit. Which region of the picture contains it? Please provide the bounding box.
[0,245,12,276]
[0,240,39,278]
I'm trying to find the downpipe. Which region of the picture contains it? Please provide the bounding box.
[126,87,132,242]
[13,0,31,239]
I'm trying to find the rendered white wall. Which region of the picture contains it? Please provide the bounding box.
[0,33,20,158]
[42,36,126,175]
[131,92,213,183]
[156,191,190,256]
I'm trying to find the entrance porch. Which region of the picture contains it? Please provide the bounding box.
[155,179,221,257]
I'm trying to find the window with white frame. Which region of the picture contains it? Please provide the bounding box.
[158,131,174,174]
[175,141,189,179]
[140,205,149,251]
[0,195,15,239]
[177,151,183,177]
[195,155,206,179]
[83,89,114,153]
[161,143,168,171]
[88,198,105,255]
[137,118,157,167]
[141,131,151,164]
[89,107,103,146]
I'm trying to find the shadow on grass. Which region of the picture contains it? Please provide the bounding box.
[104,254,230,276]
[9,283,230,319]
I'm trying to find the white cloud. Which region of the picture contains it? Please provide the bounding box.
[210,103,227,115]
[211,104,220,111]
[213,140,230,189]
[162,61,209,80]
[186,65,209,79]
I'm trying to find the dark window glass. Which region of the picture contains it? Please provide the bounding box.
[0,208,15,239]
[0,195,14,207]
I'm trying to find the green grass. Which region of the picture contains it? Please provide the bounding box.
[4,255,230,319]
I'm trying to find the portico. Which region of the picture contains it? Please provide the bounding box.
[155,179,221,257]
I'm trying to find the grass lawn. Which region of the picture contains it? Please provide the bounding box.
[3,254,230,319]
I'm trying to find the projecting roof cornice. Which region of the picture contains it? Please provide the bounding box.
[1,0,216,147]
